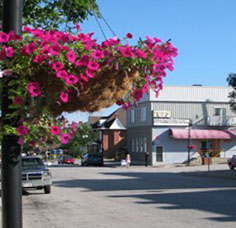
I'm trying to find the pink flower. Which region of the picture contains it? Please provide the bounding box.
[136,49,147,59]
[33,55,45,63]
[17,136,25,145]
[51,126,60,135]
[52,62,64,71]
[75,23,81,31]
[71,121,77,132]
[126,33,133,39]
[27,82,41,97]
[17,125,29,136]
[23,26,32,33]
[65,74,78,85]
[117,46,134,57]
[24,42,37,54]
[91,50,104,60]
[29,141,35,147]
[75,55,90,67]
[56,70,68,78]
[60,92,69,103]
[67,50,77,63]
[87,62,99,71]
[60,132,71,144]
[3,46,14,57]
[49,44,61,56]
[85,69,94,78]
[0,31,8,43]
[13,96,22,105]
[80,74,89,82]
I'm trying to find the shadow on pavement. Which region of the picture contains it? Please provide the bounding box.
[53,171,236,222]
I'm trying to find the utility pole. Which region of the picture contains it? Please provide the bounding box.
[1,1,23,228]
[187,119,192,166]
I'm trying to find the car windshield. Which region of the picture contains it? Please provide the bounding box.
[22,158,44,168]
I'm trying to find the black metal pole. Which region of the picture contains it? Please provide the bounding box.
[187,119,192,166]
[2,1,23,228]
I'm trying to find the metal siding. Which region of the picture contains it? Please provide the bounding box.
[150,86,232,102]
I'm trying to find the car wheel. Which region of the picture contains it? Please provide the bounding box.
[230,165,235,170]
[44,185,51,194]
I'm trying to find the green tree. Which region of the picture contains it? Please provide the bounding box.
[61,122,98,157]
[0,0,100,31]
[227,73,236,112]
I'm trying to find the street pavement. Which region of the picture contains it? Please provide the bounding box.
[1,163,236,228]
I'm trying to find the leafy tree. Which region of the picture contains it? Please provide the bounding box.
[227,73,236,112]
[0,0,100,31]
[61,122,98,157]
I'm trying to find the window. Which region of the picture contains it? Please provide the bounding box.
[141,107,147,122]
[136,138,139,152]
[139,138,143,152]
[143,137,147,153]
[131,138,135,152]
[130,109,135,123]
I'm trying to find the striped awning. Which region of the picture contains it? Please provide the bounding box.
[170,129,236,140]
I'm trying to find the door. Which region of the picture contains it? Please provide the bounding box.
[156,146,163,162]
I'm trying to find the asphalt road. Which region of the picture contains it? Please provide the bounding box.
[4,164,236,228]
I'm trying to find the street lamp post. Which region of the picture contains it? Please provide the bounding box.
[187,119,192,166]
[1,1,23,228]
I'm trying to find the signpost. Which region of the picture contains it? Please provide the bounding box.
[1,1,23,227]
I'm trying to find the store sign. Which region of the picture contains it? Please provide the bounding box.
[153,110,171,118]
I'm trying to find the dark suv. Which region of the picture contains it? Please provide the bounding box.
[81,153,103,167]
[228,155,236,170]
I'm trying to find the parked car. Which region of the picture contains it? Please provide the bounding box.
[58,156,75,164]
[228,155,236,170]
[22,156,52,194]
[81,153,103,167]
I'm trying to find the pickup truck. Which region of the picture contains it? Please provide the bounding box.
[227,155,236,170]
[22,156,52,194]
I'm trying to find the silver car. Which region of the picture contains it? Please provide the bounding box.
[22,156,52,194]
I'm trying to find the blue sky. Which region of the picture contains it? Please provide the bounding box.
[64,0,236,122]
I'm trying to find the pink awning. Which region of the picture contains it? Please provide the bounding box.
[170,129,236,140]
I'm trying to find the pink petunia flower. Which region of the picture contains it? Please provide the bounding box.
[50,125,60,135]
[59,92,69,103]
[17,136,25,146]
[27,82,41,97]
[29,141,35,147]
[136,49,147,59]
[52,62,64,71]
[0,31,8,43]
[17,125,29,136]
[60,132,71,144]
[24,42,37,54]
[65,74,78,85]
[56,70,68,78]
[91,50,104,60]
[75,55,90,67]
[33,55,45,64]
[85,69,94,78]
[126,33,133,39]
[49,44,61,56]
[67,50,77,63]
[3,46,14,57]
[87,62,99,71]
[75,23,81,31]
[80,74,89,82]
[13,96,22,105]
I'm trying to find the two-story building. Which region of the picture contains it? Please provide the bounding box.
[126,85,236,166]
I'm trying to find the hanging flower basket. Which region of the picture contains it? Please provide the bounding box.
[0,26,177,147]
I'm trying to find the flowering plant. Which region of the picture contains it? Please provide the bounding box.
[0,25,177,147]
